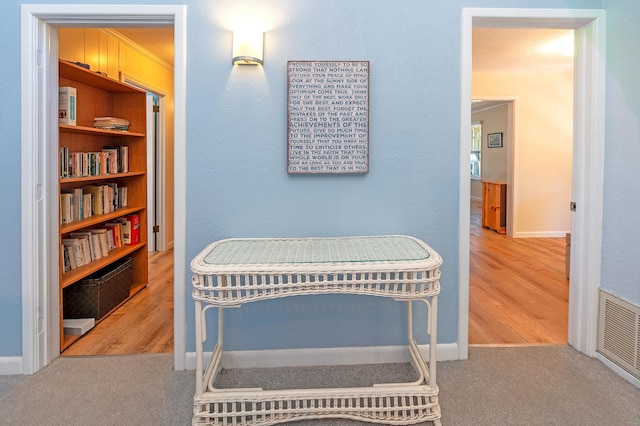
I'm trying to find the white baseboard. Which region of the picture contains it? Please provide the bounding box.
[596,353,640,388]
[0,357,23,375]
[513,231,569,238]
[184,343,459,371]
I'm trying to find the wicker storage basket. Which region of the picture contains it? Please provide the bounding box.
[63,257,133,320]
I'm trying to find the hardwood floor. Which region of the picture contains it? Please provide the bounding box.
[62,249,174,356]
[469,200,569,344]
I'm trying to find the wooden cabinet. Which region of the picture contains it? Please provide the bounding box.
[482,181,507,234]
[58,60,148,351]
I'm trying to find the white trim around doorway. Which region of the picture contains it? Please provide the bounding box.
[20,4,187,374]
[460,8,605,360]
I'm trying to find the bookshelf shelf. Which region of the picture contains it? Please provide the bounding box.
[60,206,145,234]
[59,123,145,138]
[60,172,145,185]
[58,59,148,351]
[61,243,146,289]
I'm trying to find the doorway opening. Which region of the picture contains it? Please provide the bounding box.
[58,28,173,356]
[20,5,187,374]
[468,28,574,344]
[459,8,606,360]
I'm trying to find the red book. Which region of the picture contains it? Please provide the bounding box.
[126,214,140,244]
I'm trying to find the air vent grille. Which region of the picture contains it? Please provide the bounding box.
[597,290,640,380]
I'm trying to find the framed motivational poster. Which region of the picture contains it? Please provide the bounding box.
[287,60,369,174]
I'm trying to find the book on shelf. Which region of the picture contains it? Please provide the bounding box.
[61,242,77,272]
[63,219,136,269]
[82,193,93,220]
[103,225,116,250]
[59,147,69,178]
[59,147,130,178]
[60,188,88,224]
[69,231,98,263]
[115,214,141,245]
[62,244,71,272]
[89,229,111,258]
[60,191,74,224]
[82,185,104,216]
[118,186,128,208]
[104,222,125,248]
[59,86,76,126]
[62,225,123,272]
[60,183,127,225]
[127,214,140,244]
[62,238,85,270]
[94,116,129,131]
[102,145,129,173]
[60,182,128,223]
[118,217,132,245]
[101,146,117,174]
[63,318,95,336]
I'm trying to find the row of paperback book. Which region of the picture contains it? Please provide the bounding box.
[62,214,140,273]
[59,145,129,179]
[60,184,128,224]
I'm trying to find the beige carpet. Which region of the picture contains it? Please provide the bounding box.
[0,345,638,425]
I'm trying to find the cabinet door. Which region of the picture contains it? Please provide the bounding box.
[482,182,506,234]
[481,182,495,229]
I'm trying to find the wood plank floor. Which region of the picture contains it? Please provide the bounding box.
[469,200,569,344]
[62,249,174,356]
[62,204,568,355]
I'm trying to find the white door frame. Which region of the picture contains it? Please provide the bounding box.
[459,8,605,359]
[20,4,187,374]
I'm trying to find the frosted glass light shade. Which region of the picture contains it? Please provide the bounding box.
[232,30,264,65]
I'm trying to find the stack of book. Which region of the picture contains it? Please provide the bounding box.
[93,116,129,131]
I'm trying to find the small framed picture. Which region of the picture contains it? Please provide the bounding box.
[487,132,503,148]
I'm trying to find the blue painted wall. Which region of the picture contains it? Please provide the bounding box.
[601,0,640,305]
[187,0,464,352]
[7,0,639,361]
[0,1,23,357]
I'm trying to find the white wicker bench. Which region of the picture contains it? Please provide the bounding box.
[191,235,443,426]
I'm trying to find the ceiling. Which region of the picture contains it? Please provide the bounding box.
[473,27,574,73]
[472,27,573,112]
[114,27,175,66]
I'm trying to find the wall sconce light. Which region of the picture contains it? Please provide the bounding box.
[232,30,264,65]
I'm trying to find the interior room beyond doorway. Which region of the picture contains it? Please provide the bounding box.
[58,26,175,355]
[469,26,574,345]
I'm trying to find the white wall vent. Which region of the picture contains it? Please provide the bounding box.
[597,290,640,380]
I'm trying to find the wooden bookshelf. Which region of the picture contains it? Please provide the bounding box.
[58,60,148,351]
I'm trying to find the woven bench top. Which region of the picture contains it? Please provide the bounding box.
[191,235,442,274]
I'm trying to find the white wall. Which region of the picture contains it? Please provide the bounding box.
[474,103,508,182]
[470,103,509,200]
[473,71,573,237]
